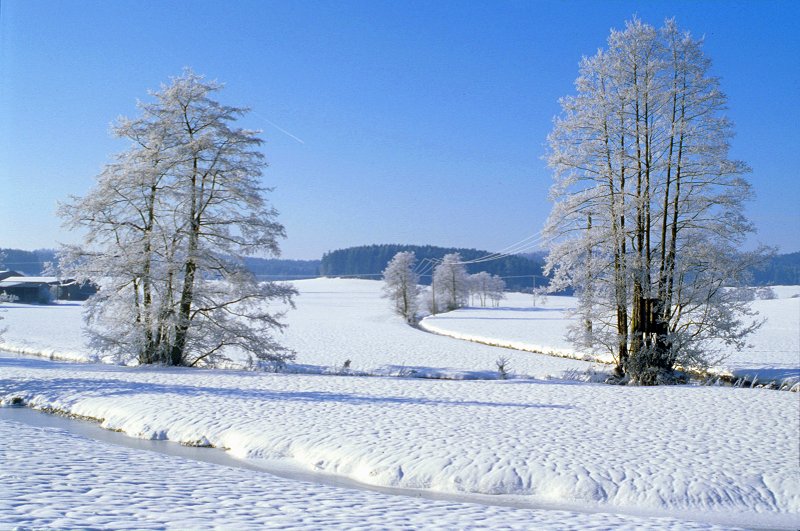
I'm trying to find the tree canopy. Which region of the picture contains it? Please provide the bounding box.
[59,69,295,368]
[544,18,764,383]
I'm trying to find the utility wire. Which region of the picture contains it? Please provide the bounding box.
[410,231,550,279]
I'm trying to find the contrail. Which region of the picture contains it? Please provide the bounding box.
[259,115,306,145]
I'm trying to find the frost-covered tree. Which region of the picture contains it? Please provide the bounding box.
[422,287,440,315]
[382,251,421,323]
[469,272,491,307]
[469,271,506,307]
[433,253,469,312]
[488,274,506,307]
[544,18,764,384]
[59,69,296,368]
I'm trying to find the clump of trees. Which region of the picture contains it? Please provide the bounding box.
[468,272,506,307]
[544,18,764,384]
[383,251,507,318]
[432,253,470,312]
[59,69,295,368]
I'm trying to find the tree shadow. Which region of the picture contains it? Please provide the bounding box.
[0,357,575,411]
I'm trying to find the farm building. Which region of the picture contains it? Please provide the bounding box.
[0,271,23,281]
[0,273,97,304]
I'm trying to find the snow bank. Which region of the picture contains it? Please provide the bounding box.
[0,301,96,363]
[1,353,797,529]
[420,292,612,363]
[0,417,734,530]
[722,291,800,382]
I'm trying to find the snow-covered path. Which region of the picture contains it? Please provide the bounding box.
[1,352,797,529]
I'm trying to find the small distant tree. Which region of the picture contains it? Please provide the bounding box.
[433,253,469,311]
[382,251,421,323]
[469,271,492,306]
[488,275,506,307]
[469,271,506,307]
[59,69,296,368]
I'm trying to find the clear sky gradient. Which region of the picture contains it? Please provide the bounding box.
[1,0,798,259]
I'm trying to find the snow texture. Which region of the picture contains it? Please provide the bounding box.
[1,278,798,528]
[0,418,736,530]
[1,352,797,529]
[6,279,792,383]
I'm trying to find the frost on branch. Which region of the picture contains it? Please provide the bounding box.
[544,18,767,383]
[382,251,422,324]
[58,69,296,367]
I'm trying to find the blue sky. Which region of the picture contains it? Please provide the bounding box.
[1,0,798,259]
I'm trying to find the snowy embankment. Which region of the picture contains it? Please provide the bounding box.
[422,287,800,384]
[420,292,605,363]
[0,416,735,530]
[0,302,96,362]
[1,353,798,529]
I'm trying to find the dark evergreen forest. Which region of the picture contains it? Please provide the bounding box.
[320,244,546,291]
[0,248,56,276]
[751,252,800,286]
[243,257,321,280]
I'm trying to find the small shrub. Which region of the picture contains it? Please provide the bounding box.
[755,286,777,300]
[496,356,511,379]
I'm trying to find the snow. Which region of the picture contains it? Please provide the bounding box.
[1,353,798,529]
[0,301,92,362]
[0,275,59,283]
[0,417,735,530]
[723,290,800,381]
[0,279,601,379]
[278,279,601,379]
[1,277,798,528]
[421,292,593,361]
[422,287,800,383]
[4,279,794,383]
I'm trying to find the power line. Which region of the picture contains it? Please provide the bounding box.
[455,231,545,265]
[411,230,549,276]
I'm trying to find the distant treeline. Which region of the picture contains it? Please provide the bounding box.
[0,248,322,281]
[320,244,547,291]
[751,251,800,286]
[0,248,56,275]
[243,257,321,280]
[3,247,799,288]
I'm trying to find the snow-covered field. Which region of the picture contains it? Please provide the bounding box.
[0,278,601,379]
[5,279,795,383]
[422,286,800,383]
[1,278,798,529]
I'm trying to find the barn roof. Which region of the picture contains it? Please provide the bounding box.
[0,276,62,284]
